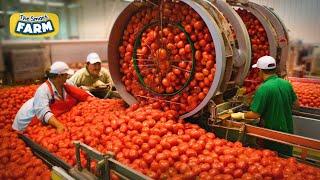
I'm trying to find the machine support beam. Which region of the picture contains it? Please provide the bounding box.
[224,120,320,151]
[108,158,151,180]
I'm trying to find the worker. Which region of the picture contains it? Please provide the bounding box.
[231,56,299,156]
[67,52,117,98]
[12,61,90,133]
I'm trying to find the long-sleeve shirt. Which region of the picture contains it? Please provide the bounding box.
[12,79,67,131]
[67,67,112,87]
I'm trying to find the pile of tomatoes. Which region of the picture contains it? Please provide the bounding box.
[0,85,37,128]
[0,128,51,180]
[292,81,320,108]
[22,96,320,179]
[24,97,128,166]
[0,85,51,179]
[0,2,319,178]
[0,84,319,179]
[119,1,216,115]
[236,8,270,94]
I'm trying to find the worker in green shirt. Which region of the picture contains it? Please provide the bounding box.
[67,52,118,98]
[231,56,299,156]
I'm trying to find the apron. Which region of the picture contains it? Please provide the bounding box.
[30,81,78,125]
[46,81,78,116]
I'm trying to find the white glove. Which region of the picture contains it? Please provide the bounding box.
[231,112,245,120]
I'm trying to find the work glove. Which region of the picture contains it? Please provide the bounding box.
[231,112,245,120]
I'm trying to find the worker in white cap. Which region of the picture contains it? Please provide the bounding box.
[231,56,299,156]
[13,61,90,133]
[67,52,117,98]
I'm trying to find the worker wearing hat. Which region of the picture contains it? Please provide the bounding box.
[67,52,116,98]
[13,61,90,133]
[231,56,299,156]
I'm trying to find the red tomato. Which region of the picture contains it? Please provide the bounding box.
[193,21,204,30]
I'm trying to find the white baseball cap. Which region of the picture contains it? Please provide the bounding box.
[49,61,74,75]
[252,56,277,69]
[87,52,102,64]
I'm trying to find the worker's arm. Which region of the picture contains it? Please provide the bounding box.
[293,99,300,110]
[79,85,92,91]
[245,111,261,119]
[231,111,260,120]
[101,68,114,85]
[47,116,65,133]
[290,83,299,110]
[33,85,54,123]
[33,83,66,133]
[66,69,84,87]
[92,80,107,88]
[66,75,77,86]
[232,85,265,120]
[292,89,300,110]
[67,77,90,90]
[67,71,92,91]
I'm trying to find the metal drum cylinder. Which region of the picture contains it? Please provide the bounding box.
[108,0,285,118]
[229,0,290,93]
[108,0,241,118]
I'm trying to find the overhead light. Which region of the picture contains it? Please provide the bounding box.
[67,3,80,9]
[0,10,16,15]
[19,0,65,7]
[20,0,31,3]
[47,2,65,7]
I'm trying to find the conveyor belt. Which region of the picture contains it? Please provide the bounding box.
[216,120,320,150]
[19,134,151,179]
[293,110,320,120]
[18,134,71,171]
[293,106,320,119]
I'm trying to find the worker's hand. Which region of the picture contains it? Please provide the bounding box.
[247,94,253,104]
[80,86,90,91]
[231,112,245,120]
[104,83,112,91]
[93,80,106,88]
[56,124,66,133]
[48,116,69,134]
[238,87,247,96]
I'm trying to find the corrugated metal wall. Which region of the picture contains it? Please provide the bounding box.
[251,0,320,44]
